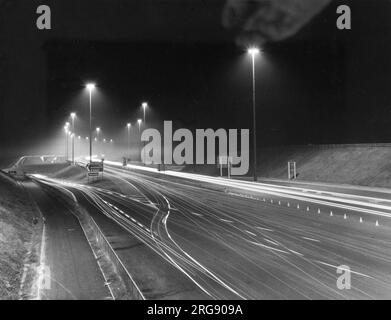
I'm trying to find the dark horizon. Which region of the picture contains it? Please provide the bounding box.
[1,0,391,156]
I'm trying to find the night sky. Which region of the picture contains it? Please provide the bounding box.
[1,0,391,156]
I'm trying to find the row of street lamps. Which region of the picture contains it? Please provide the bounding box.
[62,47,261,180]
[63,109,114,164]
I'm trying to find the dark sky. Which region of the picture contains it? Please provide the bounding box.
[1,0,391,155]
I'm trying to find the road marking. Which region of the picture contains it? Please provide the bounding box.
[316,261,373,279]
[219,218,233,223]
[248,241,290,254]
[288,249,304,256]
[37,223,48,299]
[245,230,257,237]
[256,226,274,232]
[191,212,203,217]
[302,237,320,243]
[263,238,279,246]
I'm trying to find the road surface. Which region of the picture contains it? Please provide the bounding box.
[23,181,112,300]
[31,163,391,299]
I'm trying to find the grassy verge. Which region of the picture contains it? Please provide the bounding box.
[0,174,40,299]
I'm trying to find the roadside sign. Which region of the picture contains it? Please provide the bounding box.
[218,156,233,167]
[87,172,99,177]
[86,160,104,181]
[288,161,297,180]
[218,156,233,179]
[86,161,104,172]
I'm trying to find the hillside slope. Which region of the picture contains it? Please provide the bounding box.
[0,174,39,299]
[258,144,391,188]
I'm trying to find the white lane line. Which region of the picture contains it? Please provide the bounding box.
[302,237,320,243]
[288,249,304,256]
[245,230,257,237]
[248,240,290,254]
[220,218,233,223]
[263,238,279,246]
[124,214,130,218]
[256,227,274,232]
[191,212,203,217]
[316,261,374,279]
[37,223,48,300]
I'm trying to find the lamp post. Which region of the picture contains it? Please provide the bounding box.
[247,47,260,182]
[137,119,142,163]
[96,127,100,156]
[86,83,95,163]
[142,102,148,165]
[70,112,76,165]
[127,123,131,159]
[64,123,69,161]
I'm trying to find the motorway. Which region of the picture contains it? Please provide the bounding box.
[31,163,391,299]
[23,181,112,300]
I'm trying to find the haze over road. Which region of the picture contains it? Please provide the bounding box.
[31,163,391,299]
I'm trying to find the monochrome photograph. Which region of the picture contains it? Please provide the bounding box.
[1,0,391,308]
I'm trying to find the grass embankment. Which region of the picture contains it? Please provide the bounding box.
[0,174,39,299]
[257,144,391,187]
[180,144,391,188]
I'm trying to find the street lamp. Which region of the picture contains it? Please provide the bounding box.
[247,47,260,182]
[64,124,69,161]
[86,83,95,163]
[137,119,142,163]
[96,127,100,139]
[141,103,148,165]
[142,102,148,124]
[70,112,76,165]
[126,123,131,158]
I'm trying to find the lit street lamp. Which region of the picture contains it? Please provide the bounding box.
[126,123,131,158]
[142,102,148,124]
[64,123,69,161]
[137,119,142,162]
[96,127,100,154]
[70,112,76,165]
[86,83,95,164]
[248,47,260,182]
[142,102,148,165]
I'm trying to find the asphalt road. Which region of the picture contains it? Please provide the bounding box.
[23,181,112,300]
[32,164,391,299]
